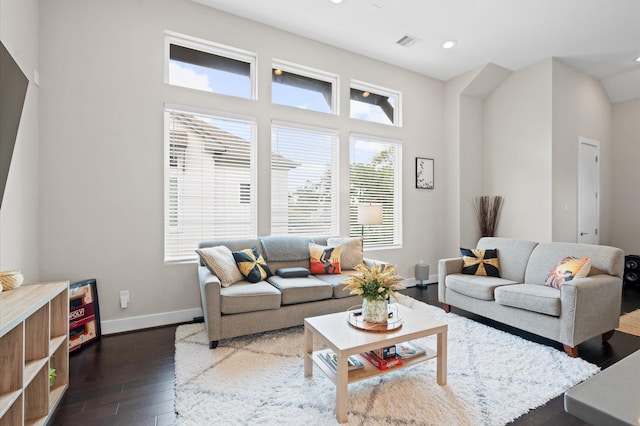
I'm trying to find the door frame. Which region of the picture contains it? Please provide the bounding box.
[577,137,600,244]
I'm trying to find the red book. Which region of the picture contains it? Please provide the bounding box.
[361,351,403,370]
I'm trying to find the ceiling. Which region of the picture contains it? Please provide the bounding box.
[192,0,640,103]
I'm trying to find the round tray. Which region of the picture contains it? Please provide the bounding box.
[347,304,403,332]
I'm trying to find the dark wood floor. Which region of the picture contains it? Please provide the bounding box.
[51,284,640,425]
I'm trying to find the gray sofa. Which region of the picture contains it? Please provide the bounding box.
[197,235,370,349]
[439,237,625,357]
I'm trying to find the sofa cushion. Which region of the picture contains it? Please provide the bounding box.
[196,246,243,287]
[461,248,500,277]
[309,243,342,275]
[232,246,273,283]
[544,256,591,289]
[525,242,624,284]
[477,238,539,282]
[495,284,561,316]
[314,270,360,299]
[259,236,313,262]
[327,237,363,270]
[446,274,518,300]
[220,281,282,314]
[267,275,333,305]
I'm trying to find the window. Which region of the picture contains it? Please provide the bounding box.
[272,61,338,114]
[164,106,257,262]
[349,134,402,248]
[166,33,256,99]
[350,80,401,126]
[271,122,339,235]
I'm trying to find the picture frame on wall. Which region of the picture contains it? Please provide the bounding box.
[416,157,434,189]
[69,278,101,352]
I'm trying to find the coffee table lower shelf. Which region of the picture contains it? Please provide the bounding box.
[310,348,437,384]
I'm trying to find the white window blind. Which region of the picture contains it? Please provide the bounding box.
[349,134,402,248]
[164,107,256,262]
[271,122,339,236]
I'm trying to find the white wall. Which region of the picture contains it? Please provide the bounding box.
[483,59,553,242]
[610,99,640,255]
[38,0,444,331]
[551,59,612,244]
[0,0,40,282]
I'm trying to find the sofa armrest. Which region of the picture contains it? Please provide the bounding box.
[438,257,463,303]
[559,274,623,346]
[362,258,387,268]
[198,266,222,344]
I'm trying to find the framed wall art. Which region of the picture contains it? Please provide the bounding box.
[416,157,434,189]
[69,278,101,352]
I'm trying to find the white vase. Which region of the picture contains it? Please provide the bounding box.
[362,298,388,323]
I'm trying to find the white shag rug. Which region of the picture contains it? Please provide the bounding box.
[174,294,599,425]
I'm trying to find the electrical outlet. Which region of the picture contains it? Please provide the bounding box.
[120,290,130,309]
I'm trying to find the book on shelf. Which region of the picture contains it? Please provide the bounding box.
[395,341,426,359]
[371,345,396,360]
[361,351,403,370]
[320,350,364,373]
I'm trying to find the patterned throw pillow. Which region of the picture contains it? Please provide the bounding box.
[232,246,273,283]
[460,248,501,277]
[309,243,342,275]
[327,237,363,270]
[196,246,244,287]
[545,256,591,289]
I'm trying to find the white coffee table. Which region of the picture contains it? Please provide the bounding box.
[304,304,447,423]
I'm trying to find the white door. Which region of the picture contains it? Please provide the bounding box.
[577,138,600,244]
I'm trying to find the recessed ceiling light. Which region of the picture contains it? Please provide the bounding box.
[331,0,344,4]
[635,55,640,62]
[442,40,457,49]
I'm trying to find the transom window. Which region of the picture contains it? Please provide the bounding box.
[272,61,338,114]
[349,134,402,248]
[350,80,401,126]
[166,33,256,99]
[271,122,339,235]
[164,106,257,262]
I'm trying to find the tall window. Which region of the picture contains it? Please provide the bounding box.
[164,106,256,262]
[166,33,256,99]
[349,134,402,248]
[271,122,338,235]
[272,61,338,114]
[350,80,401,126]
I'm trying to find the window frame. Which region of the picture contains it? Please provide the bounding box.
[271,59,339,115]
[349,133,403,249]
[165,31,258,100]
[270,120,340,236]
[350,80,402,127]
[164,103,258,263]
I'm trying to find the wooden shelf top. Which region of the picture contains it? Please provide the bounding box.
[0,282,68,338]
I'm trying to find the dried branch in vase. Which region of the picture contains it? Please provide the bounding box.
[473,195,504,237]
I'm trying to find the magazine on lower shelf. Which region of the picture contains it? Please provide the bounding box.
[320,350,364,372]
[395,341,426,359]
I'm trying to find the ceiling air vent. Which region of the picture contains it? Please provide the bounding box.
[396,34,420,47]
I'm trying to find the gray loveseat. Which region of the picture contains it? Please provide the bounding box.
[198,235,370,349]
[439,237,625,357]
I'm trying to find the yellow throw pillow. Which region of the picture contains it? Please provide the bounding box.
[460,248,501,277]
[545,256,591,289]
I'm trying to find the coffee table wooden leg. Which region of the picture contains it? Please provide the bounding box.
[437,329,447,385]
[336,353,348,423]
[304,326,313,377]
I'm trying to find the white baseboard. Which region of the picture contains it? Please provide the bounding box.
[101,307,203,335]
[403,274,438,288]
